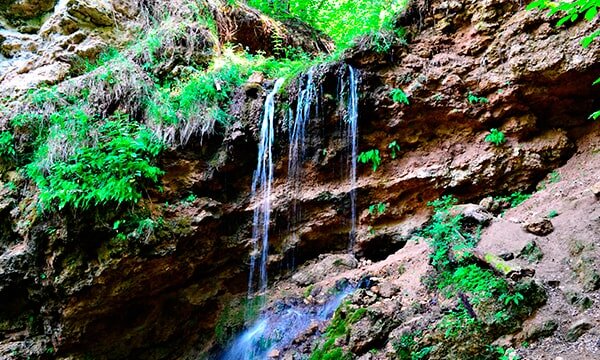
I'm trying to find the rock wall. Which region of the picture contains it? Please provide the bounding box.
[0,0,598,359]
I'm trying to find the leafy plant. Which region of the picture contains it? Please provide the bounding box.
[368,202,387,216]
[391,88,410,105]
[547,209,559,218]
[388,140,401,159]
[357,149,382,171]
[527,0,600,47]
[467,92,489,105]
[28,114,164,211]
[248,0,409,49]
[393,331,433,360]
[495,191,531,208]
[485,128,506,146]
[0,131,15,158]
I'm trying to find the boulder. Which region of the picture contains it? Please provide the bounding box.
[450,204,493,224]
[565,318,593,342]
[524,218,554,236]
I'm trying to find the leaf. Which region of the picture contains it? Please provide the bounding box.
[585,6,598,21]
[582,36,594,48]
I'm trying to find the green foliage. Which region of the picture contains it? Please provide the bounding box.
[388,140,401,159]
[309,302,363,360]
[391,88,410,105]
[27,114,163,211]
[148,59,244,128]
[437,305,482,339]
[527,0,600,47]
[393,331,433,360]
[368,202,387,216]
[438,265,509,304]
[215,298,248,346]
[420,196,479,272]
[357,149,381,172]
[547,209,559,218]
[485,129,506,146]
[0,131,15,158]
[495,191,531,208]
[420,195,536,357]
[467,92,489,105]
[248,0,408,49]
[492,346,521,360]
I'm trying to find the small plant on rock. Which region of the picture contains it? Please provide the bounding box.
[467,91,489,105]
[485,129,506,146]
[357,149,382,171]
[368,202,387,216]
[390,88,410,105]
[388,140,401,159]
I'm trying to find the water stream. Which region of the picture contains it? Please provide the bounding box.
[347,66,359,251]
[247,78,286,307]
[287,68,317,266]
[221,284,355,360]
[222,67,360,359]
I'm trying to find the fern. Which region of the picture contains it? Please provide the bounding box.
[357,149,381,171]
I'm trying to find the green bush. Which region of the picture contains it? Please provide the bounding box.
[0,131,15,158]
[28,114,163,211]
[494,191,531,208]
[368,202,386,216]
[248,0,408,49]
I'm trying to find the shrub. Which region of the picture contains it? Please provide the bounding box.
[248,0,408,49]
[28,114,164,211]
[0,131,15,158]
[494,191,531,208]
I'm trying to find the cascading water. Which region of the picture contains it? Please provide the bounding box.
[221,284,355,360]
[221,67,360,359]
[247,78,286,307]
[287,68,317,267]
[347,66,359,251]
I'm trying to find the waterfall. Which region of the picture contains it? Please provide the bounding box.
[347,66,359,251]
[247,78,286,308]
[287,68,317,265]
[222,66,360,359]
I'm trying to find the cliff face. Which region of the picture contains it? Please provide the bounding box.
[0,0,599,359]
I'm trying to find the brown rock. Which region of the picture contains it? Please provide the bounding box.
[524,219,554,236]
[519,319,558,342]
